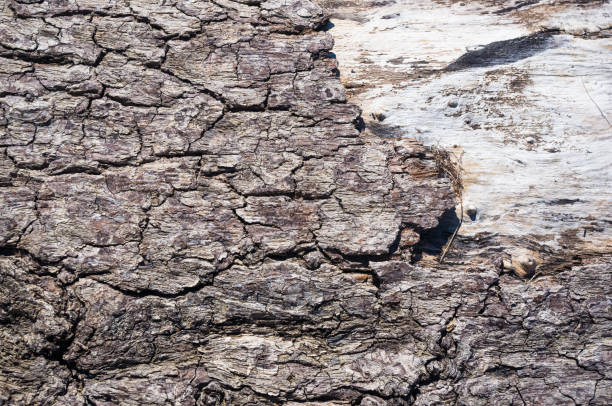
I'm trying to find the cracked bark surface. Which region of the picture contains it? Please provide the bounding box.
[0,1,610,405]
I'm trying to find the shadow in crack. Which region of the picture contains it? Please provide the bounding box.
[320,20,335,31]
[445,32,556,71]
[412,208,461,260]
[367,121,404,138]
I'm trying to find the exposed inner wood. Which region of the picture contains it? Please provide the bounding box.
[327,0,612,261]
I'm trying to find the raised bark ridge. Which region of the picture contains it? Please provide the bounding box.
[0,1,610,405]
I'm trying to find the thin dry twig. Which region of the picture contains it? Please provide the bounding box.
[440,199,463,263]
[581,78,612,128]
[431,146,464,263]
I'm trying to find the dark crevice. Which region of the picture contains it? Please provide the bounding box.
[445,31,557,71]
[411,208,460,260]
[494,0,541,14]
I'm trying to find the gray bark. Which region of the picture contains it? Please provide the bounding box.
[0,1,610,405]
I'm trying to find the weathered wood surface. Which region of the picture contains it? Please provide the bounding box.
[327,0,612,257]
[0,1,610,405]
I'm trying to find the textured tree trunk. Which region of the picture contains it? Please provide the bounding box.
[0,1,610,405]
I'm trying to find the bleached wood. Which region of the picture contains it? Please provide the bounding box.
[328,0,612,253]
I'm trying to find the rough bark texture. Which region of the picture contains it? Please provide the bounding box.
[0,1,610,405]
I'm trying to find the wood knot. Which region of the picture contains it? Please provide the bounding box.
[503,248,539,278]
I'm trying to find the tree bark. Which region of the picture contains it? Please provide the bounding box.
[0,1,610,405]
